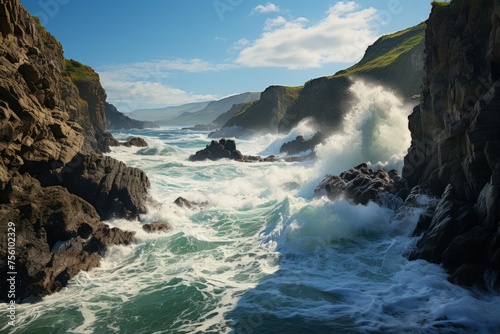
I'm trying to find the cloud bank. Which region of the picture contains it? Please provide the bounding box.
[237,1,378,69]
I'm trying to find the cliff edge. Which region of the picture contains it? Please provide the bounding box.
[0,0,150,301]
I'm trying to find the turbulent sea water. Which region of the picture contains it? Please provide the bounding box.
[3,81,500,334]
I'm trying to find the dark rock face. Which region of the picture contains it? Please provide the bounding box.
[404,1,500,289]
[105,102,158,130]
[51,153,150,221]
[189,139,242,161]
[280,132,325,155]
[314,163,407,207]
[0,174,135,300]
[0,0,151,301]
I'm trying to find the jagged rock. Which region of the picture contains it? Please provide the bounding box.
[142,221,171,233]
[280,132,325,155]
[405,1,500,290]
[0,174,135,301]
[314,163,408,206]
[48,153,151,221]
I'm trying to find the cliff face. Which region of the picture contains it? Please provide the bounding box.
[0,0,150,301]
[223,23,425,133]
[404,0,500,289]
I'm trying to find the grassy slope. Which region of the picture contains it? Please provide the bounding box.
[331,22,426,78]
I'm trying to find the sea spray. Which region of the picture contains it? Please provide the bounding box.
[315,79,412,176]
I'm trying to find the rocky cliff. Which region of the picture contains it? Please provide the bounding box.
[224,86,302,133]
[223,23,425,133]
[404,0,500,289]
[0,0,150,301]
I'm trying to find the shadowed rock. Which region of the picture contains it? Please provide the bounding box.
[315,163,408,207]
[0,174,135,300]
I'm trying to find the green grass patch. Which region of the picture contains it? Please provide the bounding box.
[234,101,258,117]
[64,59,99,83]
[283,86,303,99]
[330,22,425,78]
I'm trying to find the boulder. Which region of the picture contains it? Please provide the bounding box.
[122,137,148,147]
[174,197,193,209]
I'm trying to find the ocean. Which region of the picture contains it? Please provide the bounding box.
[2,81,500,333]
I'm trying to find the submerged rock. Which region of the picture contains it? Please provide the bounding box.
[142,221,171,233]
[174,196,193,208]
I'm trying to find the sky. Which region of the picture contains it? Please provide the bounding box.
[20,0,432,112]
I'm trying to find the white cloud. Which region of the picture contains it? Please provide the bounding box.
[264,16,287,31]
[251,2,280,15]
[237,1,379,69]
[99,75,217,111]
[100,58,236,82]
[96,59,232,110]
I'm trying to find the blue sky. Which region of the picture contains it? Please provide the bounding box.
[20,0,432,112]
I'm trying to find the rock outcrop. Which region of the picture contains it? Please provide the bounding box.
[0,0,150,301]
[105,102,158,130]
[280,132,325,155]
[404,0,500,289]
[189,139,243,161]
[315,163,407,207]
[0,174,135,300]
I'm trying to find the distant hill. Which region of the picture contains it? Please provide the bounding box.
[105,102,159,130]
[222,22,426,133]
[127,101,212,121]
[158,92,261,126]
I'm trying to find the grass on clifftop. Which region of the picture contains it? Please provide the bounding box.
[331,22,426,78]
[64,59,99,84]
